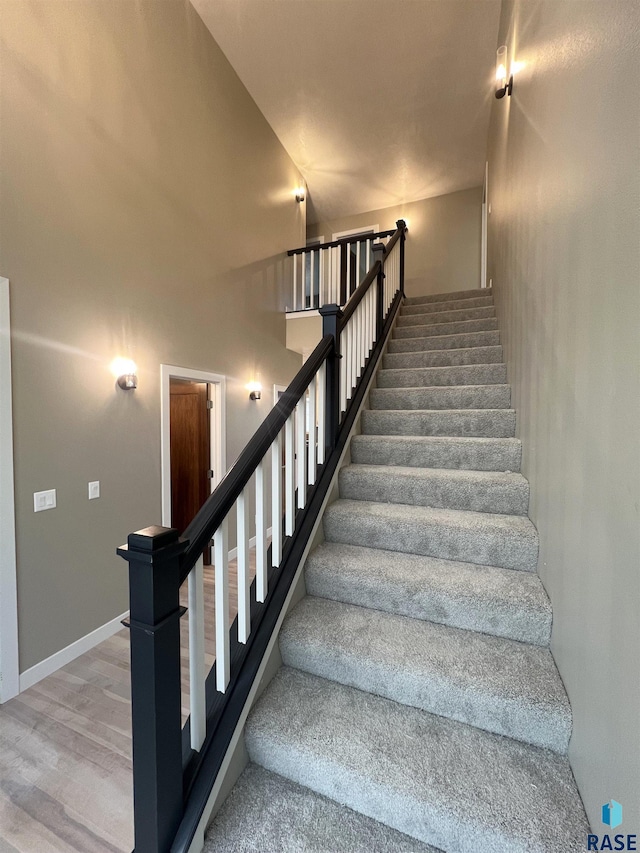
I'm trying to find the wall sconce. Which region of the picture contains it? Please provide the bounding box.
[246,381,262,401]
[495,45,513,98]
[110,357,138,390]
[295,187,305,203]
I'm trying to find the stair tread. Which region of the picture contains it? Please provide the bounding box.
[404,287,491,305]
[324,499,538,571]
[361,408,516,438]
[394,317,499,339]
[397,306,496,326]
[205,763,440,853]
[305,541,551,645]
[246,668,588,853]
[371,384,511,409]
[351,434,521,471]
[400,295,494,315]
[388,329,500,352]
[281,596,570,752]
[339,464,529,514]
[383,345,503,368]
[377,364,507,388]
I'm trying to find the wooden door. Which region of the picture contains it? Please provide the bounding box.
[169,379,211,563]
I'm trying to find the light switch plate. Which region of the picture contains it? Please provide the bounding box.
[34,489,56,512]
[88,481,100,500]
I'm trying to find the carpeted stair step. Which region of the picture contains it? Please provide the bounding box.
[324,499,539,571]
[388,329,500,352]
[361,408,516,437]
[204,763,439,853]
[405,287,491,306]
[351,434,522,471]
[397,306,496,326]
[370,384,511,410]
[305,542,550,645]
[394,317,498,338]
[383,345,503,369]
[400,295,494,315]
[245,668,589,853]
[339,464,529,515]
[280,597,571,752]
[377,363,507,388]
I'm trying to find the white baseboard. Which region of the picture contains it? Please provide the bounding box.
[19,610,129,693]
[227,527,273,562]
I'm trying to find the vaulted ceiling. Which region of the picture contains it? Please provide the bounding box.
[191,0,501,224]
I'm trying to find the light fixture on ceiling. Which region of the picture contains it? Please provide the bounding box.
[295,186,305,203]
[246,381,262,401]
[110,357,138,390]
[495,45,513,99]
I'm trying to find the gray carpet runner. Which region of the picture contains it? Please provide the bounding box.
[205,287,589,852]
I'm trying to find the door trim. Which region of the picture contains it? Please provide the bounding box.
[331,224,380,240]
[160,365,226,529]
[0,277,19,702]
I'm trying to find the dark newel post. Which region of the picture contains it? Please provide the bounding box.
[319,304,343,451]
[339,242,348,306]
[396,219,407,296]
[118,526,188,853]
[372,243,386,340]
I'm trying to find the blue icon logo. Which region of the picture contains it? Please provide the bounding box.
[603,800,623,830]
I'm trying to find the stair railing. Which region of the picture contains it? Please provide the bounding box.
[118,220,407,853]
[287,228,395,311]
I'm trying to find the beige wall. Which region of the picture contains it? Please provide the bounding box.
[307,187,483,299]
[0,0,303,672]
[487,0,640,829]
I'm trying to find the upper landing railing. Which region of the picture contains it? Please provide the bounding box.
[287,228,395,312]
[118,220,407,853]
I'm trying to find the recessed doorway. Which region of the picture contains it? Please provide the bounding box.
[160,365,226,564]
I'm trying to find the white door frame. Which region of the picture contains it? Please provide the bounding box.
[160,364,226,529]
[0,277,19,702]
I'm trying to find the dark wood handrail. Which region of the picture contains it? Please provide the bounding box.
[179,334,333,580]
[287,228,395,256]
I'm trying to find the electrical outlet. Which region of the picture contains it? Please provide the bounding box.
[34,489,56,512]
[88,481,100,500]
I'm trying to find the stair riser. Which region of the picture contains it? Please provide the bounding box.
[339,468,529,515]
[280,605,570,752]
[388,330,500,352]
[350,436,522,472]
[405,288,491,306]
[361,409,516,437]
[370,385,511,410]
[401,296,494,315]
[305,547,550,645]
[398,306,495,327]
[377,364,507,388]
[324,506,539,571]
[394,318,498,338]
[383,345,503,369]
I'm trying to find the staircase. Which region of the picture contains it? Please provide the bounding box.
[205,287,589,852]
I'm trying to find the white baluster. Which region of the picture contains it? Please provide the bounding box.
[214,518,229,693]
[285,413,295,535]
[188,554,206,750]
[293,253,298,311]
[236,489,250,643]
[296,397,306,509]
[256,459,267,602]
[307,376,316,485]
[317,362,326,464]
[271,432,282,568]
[340,336,347,413]
[356,241,361,286]
[310,250,315,309]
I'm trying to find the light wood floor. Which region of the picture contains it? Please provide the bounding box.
[0,556,255,852]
